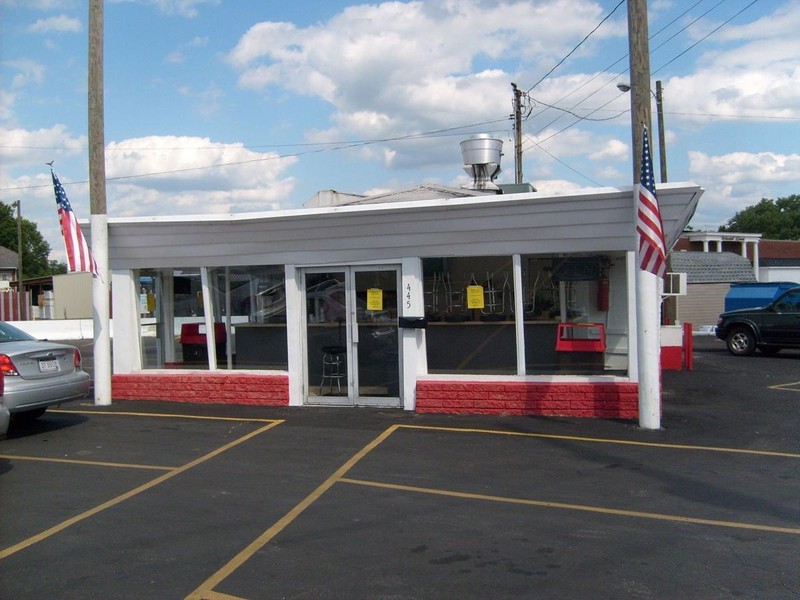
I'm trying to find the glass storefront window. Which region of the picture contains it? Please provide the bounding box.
[423,256,516,375]
[209,266,288,370]
[521,254,627,375]
[137,265,288,371]
[138,267,207,369]
[135,254,626,377]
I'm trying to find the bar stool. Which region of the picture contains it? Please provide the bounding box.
[319,345,346,394]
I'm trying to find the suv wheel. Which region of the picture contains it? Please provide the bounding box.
[727,326,756,356]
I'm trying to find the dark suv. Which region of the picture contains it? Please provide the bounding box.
[715,287,800,356]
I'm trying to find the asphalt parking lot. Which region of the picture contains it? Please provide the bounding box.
[0,337,798,599]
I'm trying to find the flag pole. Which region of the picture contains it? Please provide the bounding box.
[628,0,661,429]
[89,0,111,406]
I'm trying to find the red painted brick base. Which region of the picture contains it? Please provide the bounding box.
[416,381,640,419]
[112,373,289,406]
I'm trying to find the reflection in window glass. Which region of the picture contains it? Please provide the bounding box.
[423,256,516,375]
[521,253,626,375]
[138,267,208,369]
[138,266,288,371]
[209,266,288,370]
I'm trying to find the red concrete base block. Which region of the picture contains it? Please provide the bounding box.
[660,346,683,371]
[112,372,289,406]
[416,380,639,419]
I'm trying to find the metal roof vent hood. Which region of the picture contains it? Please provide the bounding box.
[460,134,502,192]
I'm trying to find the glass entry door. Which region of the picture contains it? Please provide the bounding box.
[304,267,400,406]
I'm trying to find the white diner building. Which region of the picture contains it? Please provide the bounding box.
[107,172,703,420]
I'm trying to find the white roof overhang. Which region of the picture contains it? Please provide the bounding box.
[106,183,703,270]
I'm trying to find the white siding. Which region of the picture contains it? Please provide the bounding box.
[106,184,703,270]
[676,283,729,329]
[53,272,93,319]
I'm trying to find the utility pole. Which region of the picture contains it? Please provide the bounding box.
[627,0,661,430]
[13,200,22,319]
[628,0,652,180]
[89,0,111,406]
[655,80,667,182]
[511,82,523,184]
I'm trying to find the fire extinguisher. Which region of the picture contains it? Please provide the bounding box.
[597,272,609,311]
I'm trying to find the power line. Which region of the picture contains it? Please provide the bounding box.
[522,0,737,138]
[1,118,513,193]
[522,134,603,187]
[526,0,625,94]
[519,0,763,167]
[653,0,760,75]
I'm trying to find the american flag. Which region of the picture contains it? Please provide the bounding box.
[636,126,667,278]
[52,170,98,276]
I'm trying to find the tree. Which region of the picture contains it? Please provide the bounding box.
[0,201,63,277]
[719,195,800,240]
[49,260,68,275]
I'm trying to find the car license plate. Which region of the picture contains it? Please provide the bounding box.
[39,359,59,372]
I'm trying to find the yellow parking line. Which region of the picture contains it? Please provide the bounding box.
[340,477,800,536]
[396,424,800,459]
[185,424,401,600]
[0,420,284,561]
[52,409,281,423]
[196,591,247,600]
[0,455,174,471]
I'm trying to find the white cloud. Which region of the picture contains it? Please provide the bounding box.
[688,150,800,228]
[1,0,74,9]
[177,84,224,117]
[28,15,82,33]
[662,3,800,121]
[0,90,14,120]
[701,1,800,43]
[0,124,85,169]
[589,138,628,161]
[529,178,587,196]
[689,150,800,185]
[165,36,209,64]
[103,135,298,215]
[4,60,46,89]
[109,0,219,18]
[225,0,625,171]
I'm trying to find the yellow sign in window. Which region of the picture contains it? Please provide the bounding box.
[466,285,485,309]
[367,288,383,311]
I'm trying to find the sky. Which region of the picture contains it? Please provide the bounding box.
[1,0,798,263]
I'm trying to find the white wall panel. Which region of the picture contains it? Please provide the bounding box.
[107,185,703,271]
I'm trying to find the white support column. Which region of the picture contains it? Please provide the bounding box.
[512,254,525,376]
[626,251,639,381]
[285,265,305,407]
[401,257,425,411]
[91,213,111,405]
[636,268,662,430]
[752,242,760,281]
[200,267,217,371]
[111,270,141,373]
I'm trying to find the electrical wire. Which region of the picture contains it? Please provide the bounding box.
[1,118,513,192]
[0,0,772,193]
[520,0,763,165]
[523,0,721,137]
[526,0,625,94]
[654,0,761,75]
